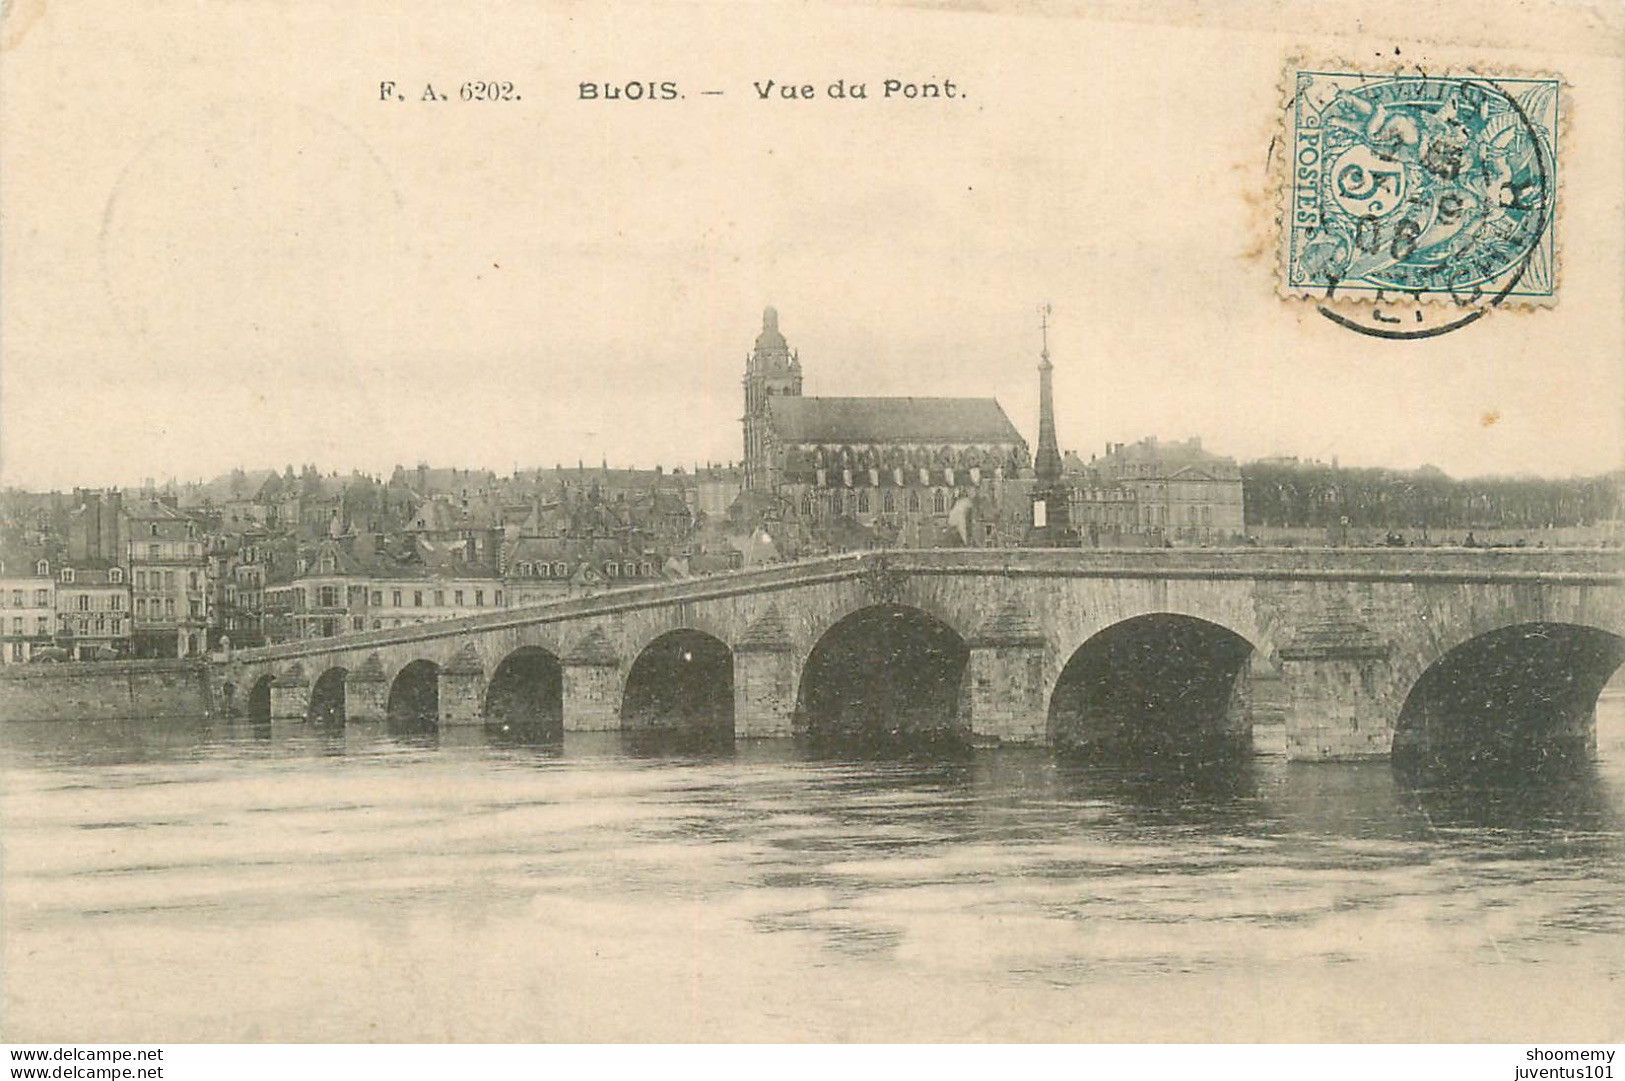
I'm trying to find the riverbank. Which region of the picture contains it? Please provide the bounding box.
[0,660,213,722]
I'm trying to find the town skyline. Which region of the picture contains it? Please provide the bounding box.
[4,300,1622,493]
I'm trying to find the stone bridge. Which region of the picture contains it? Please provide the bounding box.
[214,548,1625,762]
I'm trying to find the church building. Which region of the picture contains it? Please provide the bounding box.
[739,308,1034,552]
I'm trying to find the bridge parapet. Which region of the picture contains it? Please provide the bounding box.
[226,548,1621,669]
[213,548,1623,762]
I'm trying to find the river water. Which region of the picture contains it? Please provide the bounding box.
[3,701,1623,1043]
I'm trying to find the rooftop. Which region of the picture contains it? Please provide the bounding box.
[767,396,1024,446]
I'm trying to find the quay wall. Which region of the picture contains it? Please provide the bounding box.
[0,661,214,722]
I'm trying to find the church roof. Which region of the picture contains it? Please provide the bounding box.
[766,396,1023,446]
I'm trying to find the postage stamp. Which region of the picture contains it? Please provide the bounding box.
[1281,67,1560,325]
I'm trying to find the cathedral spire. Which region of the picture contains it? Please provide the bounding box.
[1034,303,1062,485]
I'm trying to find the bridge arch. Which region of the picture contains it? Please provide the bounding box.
[626,612,737,663]
[485,646,564,738]
[795,585,971,671]
[620,628,734,736]
[796,602,971,745]
[1047,613,1258,760]
[246,674,273,724]
[308,666,348,729]
[1393,621,1625,774]
[387,659,441,734]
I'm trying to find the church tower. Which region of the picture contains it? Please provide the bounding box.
[742,306,802,490]
[1028,303,1074,545]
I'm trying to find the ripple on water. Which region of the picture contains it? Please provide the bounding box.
[3,717,1624,1041]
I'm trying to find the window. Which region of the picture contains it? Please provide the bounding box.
[883,490,895,514]
[641,562,652,577]
[606,563,619,578]
[352,617,365,632]
[10,589,21,606]
[370,591,383,606]
[163,571,174,589]
[538,564,550,578]
[35,560,48,576]
[149,544,160,559]
[110,568,123,584]
[136,571,146,589]
[77,595,90,611]
[10,643,21,661]
[165,598,175,616]
[623,561,636,577]
[858,490,870,514]
[832,490,844,515]
[318,586,338,607]
[95,615,106,633]
[372,620,382,630]
[474,590,484,606]
[109,618,120,635]
[10,617,20,634]
[494,590,503,606]
[413,591,423,607]
[908,490,921,512]
[518,562,532,576]
[137,598,147,616]
[190,600,201,618]
[933,489,946,513]
[189,572,199,591]
[33,589,47,606]
[149,524,159,537]
[454,590,464,605]
[433,590,444,606]
[392,590,402,607]
[554,563,567,577]
[36,617,48,635]
[60,568,74,584]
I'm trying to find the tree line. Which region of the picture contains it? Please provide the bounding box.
[1241,463,1622,531]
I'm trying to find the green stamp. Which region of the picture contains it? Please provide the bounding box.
[1284,69,1559,323]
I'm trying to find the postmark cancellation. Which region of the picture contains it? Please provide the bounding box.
[1280,66,1560,313]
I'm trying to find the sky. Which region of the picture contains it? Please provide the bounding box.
[2,0,1622,490]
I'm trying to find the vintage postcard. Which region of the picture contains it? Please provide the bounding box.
[1,0,1622,1061]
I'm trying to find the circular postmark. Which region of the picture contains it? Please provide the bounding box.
[1286,72,1558,340]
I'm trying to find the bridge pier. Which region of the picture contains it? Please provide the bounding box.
[966,601,1048,743]
[343,654,388,724]
[1278,615,1393,760]
[563,630,621,731]
[967,645,1047,743]
[438,644,487,726]
[268,665,310,721]
[734,607,798,738]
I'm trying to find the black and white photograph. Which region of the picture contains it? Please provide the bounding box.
[1,0,1622,1067]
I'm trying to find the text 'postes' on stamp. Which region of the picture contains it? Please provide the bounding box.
[1279,67,1560,338]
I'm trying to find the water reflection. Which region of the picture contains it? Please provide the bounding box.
[3,706,1623,1042]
